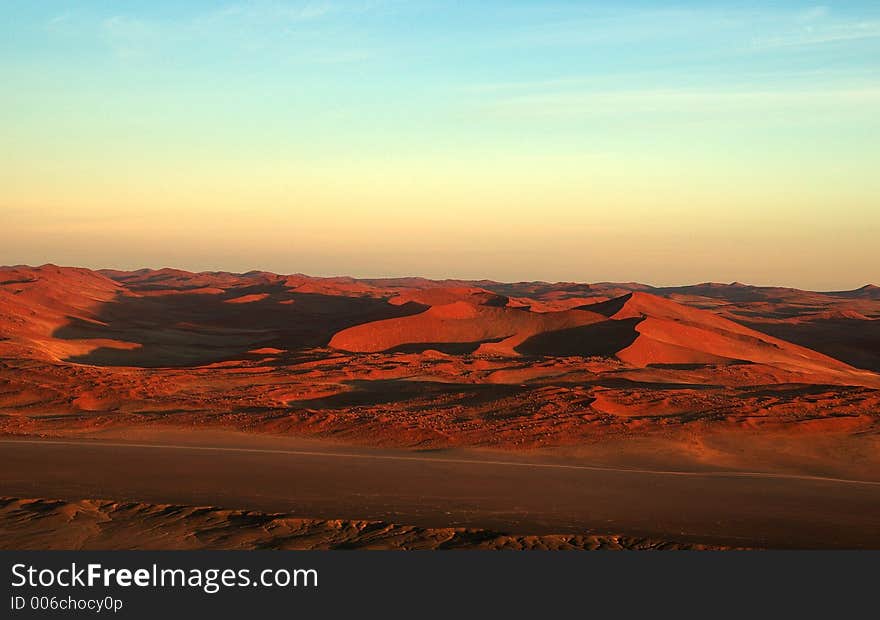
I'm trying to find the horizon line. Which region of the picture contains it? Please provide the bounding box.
[4,263,876,295]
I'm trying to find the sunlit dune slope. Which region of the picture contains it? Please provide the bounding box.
[2,264,879,445]
[0,265,131,361]
[1,265,876,385]
[330,288,875,385]
[330,300,610,355]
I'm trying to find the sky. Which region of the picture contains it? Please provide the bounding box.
[1,1,878,289]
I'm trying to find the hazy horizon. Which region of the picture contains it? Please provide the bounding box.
[3,1,879,290]
[6,261,878,292]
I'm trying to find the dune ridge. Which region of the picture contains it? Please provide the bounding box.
[1,264,879,447]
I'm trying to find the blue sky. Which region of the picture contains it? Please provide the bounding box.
[2,2,879,287]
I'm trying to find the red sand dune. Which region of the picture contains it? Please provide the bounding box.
[598,293,862,376]
[329,300,610,356]
[386,286,507,308]
[1,264,879,448]
[331,289,875,386]
[0,265,125,361]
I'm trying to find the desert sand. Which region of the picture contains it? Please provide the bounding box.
[0,497,728,550]
[2,264,879,548]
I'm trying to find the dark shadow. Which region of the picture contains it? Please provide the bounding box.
[387,336,508,355]
[481,295,510,307]
[0,277,37,286]
[574,293,633,316]
[286,379,525,410]
[573,376,722,390]
[482,281,597,299]
[646,360,750,370]
[735,384,865,399]
[53,282,427,367]
[514,317,642,357]
[739,318,880,372]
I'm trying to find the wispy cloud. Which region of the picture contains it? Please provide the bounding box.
[101,15,163,59]
[459,4,880,122]
[486,4,880,54]
[46,12,73,29]
[494,7,744,48]
[750,20,880,49]
[198,1,337,26]
[796,5,831,23]
[55,1,385,63]
[478,86,880,121]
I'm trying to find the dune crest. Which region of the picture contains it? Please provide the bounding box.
[2,264,879,447]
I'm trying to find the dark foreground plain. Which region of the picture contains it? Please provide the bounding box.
[2,435,880,549]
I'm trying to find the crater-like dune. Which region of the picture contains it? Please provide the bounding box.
[330,287,876,386]
[330,298,610,356]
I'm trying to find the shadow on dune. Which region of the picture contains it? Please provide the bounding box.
[515,317,642,357]
[575,293,633,317]
[286,379,525,410]
[53,283,426,367]
[387,337,508,355]
[739,318,880,372]
[735,384,866,399]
